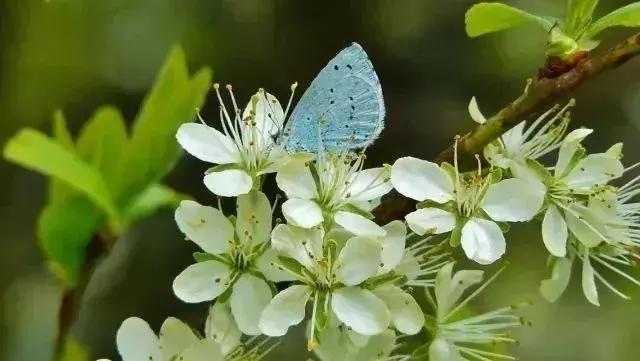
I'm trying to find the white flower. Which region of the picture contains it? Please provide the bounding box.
[426,263,523,361]
[391,148,544,264]
[259,223,422,349]
[106,317,224,361]
[172,191,291,335]
[276,151,392,236]
[481,100,574,170]
[177,86,291,196]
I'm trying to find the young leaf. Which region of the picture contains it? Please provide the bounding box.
[564,0,599,36]
[586,3,640,38]
[116,46,212,202]
[38,197,101,285]
[50,111,79,205]
[76,106,128,190]
[3,129,119,221]
[465,2,555,37]
[121,183,186,225]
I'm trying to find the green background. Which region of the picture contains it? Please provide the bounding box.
[1,0,640,360]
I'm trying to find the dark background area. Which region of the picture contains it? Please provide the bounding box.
[1,0,640,360]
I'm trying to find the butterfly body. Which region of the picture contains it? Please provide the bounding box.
[282,43,385,153]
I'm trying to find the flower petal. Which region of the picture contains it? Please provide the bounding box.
[460,218,506,265]
[173,261,232,303]
[230,274,273,335]
[336,236,382,286]
[177,339,224,361]
[259,285,311,336]
[271,224,324,269]
[276,157,317,199]
[555,128,593,177]
[468,96,487,124]
[582,253,600,306]
[405,208,456,235]
[391,157,454,203]
[236,190,272,246]
[176,123,240,164]
[482,178,546,222]
[175,200,233,255]
[540,257,573,303]
[501,121,525,154]
[204,169,253,197]
[255,248,297,282]
[205,302,241,355]
[434,262,483,318]
[372,285,424,335]
[542,205,568,257]
[158,317,198,359]
[378,220,407,274]
[331,287,390,336]
[116,317,160,361]
[243,90,284,141]
[429,337,463,361]
[564,153,624,189]
[282,198,323,228]
[334,211,386,237]
[347,167,393,202]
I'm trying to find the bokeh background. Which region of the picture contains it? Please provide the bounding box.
[2,0,640,360]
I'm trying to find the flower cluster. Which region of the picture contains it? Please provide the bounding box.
[101,88,639,361]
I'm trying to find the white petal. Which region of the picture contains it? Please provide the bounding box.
[542,205,568,257]
[372,285,424,335]
[236,190,272,246]
[565,208,605,247]
[282,198,323,228]
[259,285,311,336]
[205,302,241,355]
[501,121,525,154]
[271,224,324,269]
[176,123,240,164]
[378,220,407,274]
[260,144,289,175]
[555,128,593,176]
[243,91,284,139]
[395,253,421,280]
[582,254,600,306]
[391,157,454,203]
[173,261,232,303]
[175,200,233,255]
[564,153,624,189]
[482,178,545,222]
[334,211,386,237]
[434,263,483,318]
[347,168,393,202]
[331,287,390,336]
[460,218,506,265]
[336,236,382,286]
[204,169,253,197]
[540,257,573,303]
[177,339,224,361]
[352,330,397,361]
[468,96,486,124]
[116,317,160,361]
[429,337,463,361]
[255,248,297,282]
[405,208,456,235]
[230,274,273,335]
[276,157,317,199]
[159,317,198,359]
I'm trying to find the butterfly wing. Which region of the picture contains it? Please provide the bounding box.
[283,43,385,153]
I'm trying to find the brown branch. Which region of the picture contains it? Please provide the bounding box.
[375,32,640,225]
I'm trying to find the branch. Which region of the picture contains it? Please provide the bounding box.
[375,32,640,224]
[435,32,640,164]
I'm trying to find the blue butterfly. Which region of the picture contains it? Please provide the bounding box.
[280,43,385,153]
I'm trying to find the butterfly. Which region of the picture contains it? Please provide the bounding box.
[279,42,385,153]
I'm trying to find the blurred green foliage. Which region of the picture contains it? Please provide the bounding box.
[3,47,211,285]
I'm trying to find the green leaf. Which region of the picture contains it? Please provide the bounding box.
[564,0,599,36]
[465,2,555,37]
[38,197,101,285]
[117,46,212,202]
[3,129,119,221]
[76,106,128,190]
[547,27,580,57]
[586,3,640,38]
[121,183,186,225]
[49,111,78,205]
